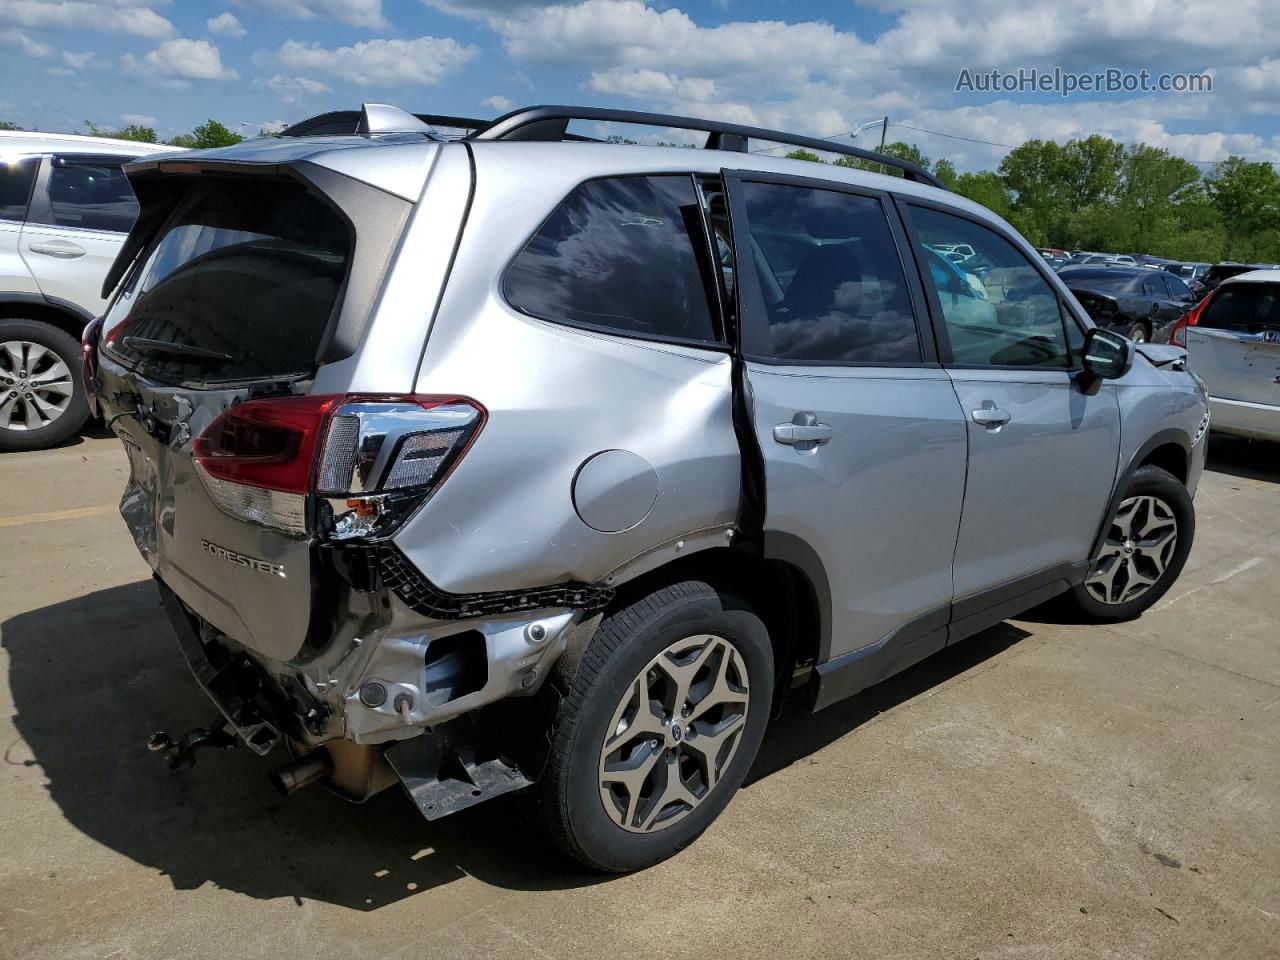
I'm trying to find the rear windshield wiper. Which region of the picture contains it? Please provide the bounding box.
[123,337,233,363]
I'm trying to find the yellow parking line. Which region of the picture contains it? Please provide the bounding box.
[0,505,116,528]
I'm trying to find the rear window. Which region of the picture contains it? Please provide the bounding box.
[1200,284,1280,334]
[103,178,350,384]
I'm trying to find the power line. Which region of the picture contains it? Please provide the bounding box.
[888,121,1018,150]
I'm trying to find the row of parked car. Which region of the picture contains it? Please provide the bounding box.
[929,241,1278,442]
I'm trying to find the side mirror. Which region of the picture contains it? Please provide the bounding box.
[1081,327,1134,381]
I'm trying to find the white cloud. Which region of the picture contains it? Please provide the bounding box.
[0,0,174,38]
[440,0,1280,170]
[62,49,92,67]
[123,38,239,85]
[274,35,479,87]
[121,112,155,125]
[482,94,513,111]
[0,27,49,55]
[266,73,329,102]
[206,11,245,37]
[235,0,383,28]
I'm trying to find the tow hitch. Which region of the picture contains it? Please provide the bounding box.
[147,717,237,769]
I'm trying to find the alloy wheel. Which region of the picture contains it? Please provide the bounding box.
[598,634,750,833]
[0,340,75,432]
[1085,494,1178,604]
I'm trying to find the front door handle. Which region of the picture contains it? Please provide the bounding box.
[971,407,1012,428]
[774,412,833,451]
[28,239,86,259]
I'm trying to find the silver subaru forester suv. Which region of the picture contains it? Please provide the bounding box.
[91,104,1209,872]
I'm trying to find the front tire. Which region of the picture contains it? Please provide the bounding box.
[538,580,774,872]
[1065,464,1194,621]
[0,319,89,452]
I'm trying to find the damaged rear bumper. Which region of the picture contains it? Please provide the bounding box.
[153,574,595,813]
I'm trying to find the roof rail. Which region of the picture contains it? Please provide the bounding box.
[469,104,945,189]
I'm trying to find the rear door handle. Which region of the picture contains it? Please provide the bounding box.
[971,407,1012,427]
[774,412,833,451]
[28,239,86,259]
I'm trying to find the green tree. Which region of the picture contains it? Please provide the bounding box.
[932,158,958,190]
[0,121,21,131]
[1112,145,1201,253]
[952,171,1013,219]
[1059,135,1124,210]
[1205,156,1280,259]
[785,149,825,163]
[171,119,244,149]
[835,141,929,177]
[84,120,158,143]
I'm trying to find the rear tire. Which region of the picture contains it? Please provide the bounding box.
[0,318,89,452]
[537,580,773,872]
[1064,464,1194,622]
[1126,321,1148,343]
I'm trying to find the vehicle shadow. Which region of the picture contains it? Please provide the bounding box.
[2,581,1029,910]
[749,621,1030,783]
[1205,433,1280,484]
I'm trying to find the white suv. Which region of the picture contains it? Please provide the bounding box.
[1,131,170,450]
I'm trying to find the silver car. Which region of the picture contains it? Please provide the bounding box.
[91,104,1209,872]
[0,130,170,450]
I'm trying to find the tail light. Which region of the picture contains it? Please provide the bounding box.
[1170,291,1214,347]
[192,394,484,539]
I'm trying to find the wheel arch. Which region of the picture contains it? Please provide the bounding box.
[604,543,826,704]
[0,293,94,340]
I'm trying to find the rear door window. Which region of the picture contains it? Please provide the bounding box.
[735,181,921,364]
[36,155,140,233]
[503,174,720,345]
[1200,284,1280,334]
[0,157,38,221]
[103,177,351,384]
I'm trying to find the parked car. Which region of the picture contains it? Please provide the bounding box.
[0,131,171,450]
[1035,247,1069,259]
[1059,265,1195,342]
[1193,261,1280,300]
[1172,269,1280,442]
[90,103,1208,873]
[1163,261,1210,285]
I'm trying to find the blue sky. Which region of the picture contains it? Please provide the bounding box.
[2,0,1277,171]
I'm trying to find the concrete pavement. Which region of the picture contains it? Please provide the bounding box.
[1,430,1277,959]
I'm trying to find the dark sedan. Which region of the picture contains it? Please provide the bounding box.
[1059,265,1195,342]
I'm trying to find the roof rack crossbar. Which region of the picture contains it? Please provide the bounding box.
[470,105,945,189]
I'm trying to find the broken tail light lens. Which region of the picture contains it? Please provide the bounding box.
[191,394,484,540]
